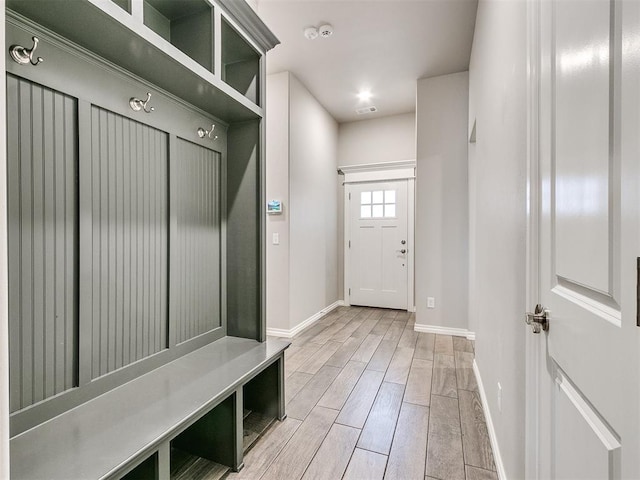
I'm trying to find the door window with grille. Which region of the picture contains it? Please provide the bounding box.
[360,190,396,218]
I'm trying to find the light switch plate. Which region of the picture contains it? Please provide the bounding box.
[272,233,279,245]
[427,297,435,308]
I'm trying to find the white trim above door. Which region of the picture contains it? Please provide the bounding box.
[339,160,416,183]
[340,161,415,312]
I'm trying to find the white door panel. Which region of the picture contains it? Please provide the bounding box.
[554,0,612,293]
[553,368,621,480]
[348,181,408,310]
[381,225,401,293]
[357,226,378,292]
[530,0,640,478]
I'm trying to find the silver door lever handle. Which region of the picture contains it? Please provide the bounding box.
[525,304,549,333]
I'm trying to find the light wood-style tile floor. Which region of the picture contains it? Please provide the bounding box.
[227,306,497,480]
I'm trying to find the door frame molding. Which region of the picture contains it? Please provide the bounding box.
[525,0,542,477]
[339,160,416,312]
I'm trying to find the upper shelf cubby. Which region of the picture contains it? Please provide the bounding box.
[221,17,260,105]
[143,0,213,72]
[6,0,279,123]
[110,0,131,14]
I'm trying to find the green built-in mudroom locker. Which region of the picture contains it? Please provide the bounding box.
[5,1,287,478]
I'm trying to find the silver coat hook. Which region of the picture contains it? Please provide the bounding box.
[129,92,155,113]
[197,124,218,140]
[10,36,44,66]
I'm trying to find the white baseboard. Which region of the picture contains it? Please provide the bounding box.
[266,300,343,338]
[473,359,507,480]
[413,323,475,340]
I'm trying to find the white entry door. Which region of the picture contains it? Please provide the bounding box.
[529,0,640,478]
[348,180,408,310]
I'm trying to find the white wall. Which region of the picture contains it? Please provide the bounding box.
[468,0,527,477]
[338,113,416,167]
[266,72,339,333]
[288,74,339,325]
[266,72,290,331]
[415,72,469,331]
[336,113,416,301]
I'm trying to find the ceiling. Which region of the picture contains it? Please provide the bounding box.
[256,0,478,123]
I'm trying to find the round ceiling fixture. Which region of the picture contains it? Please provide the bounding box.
[318,24,333,38]
[304,27,319,40]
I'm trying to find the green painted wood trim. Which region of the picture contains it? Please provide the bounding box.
[216,0,280,53]
[5,6,262,122]
[7,20,230,436]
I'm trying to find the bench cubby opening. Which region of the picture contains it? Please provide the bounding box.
[242,359,285,452]
[171,393,240,472]
[121,453,159,480]
[169,446,228,480]
[243,409,276,453]
[243,360,285,421]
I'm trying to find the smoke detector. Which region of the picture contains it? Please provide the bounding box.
[304,27,318,40]
[356,106,378,115]
[318,24,333,38]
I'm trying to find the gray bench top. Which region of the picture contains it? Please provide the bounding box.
[10,336,290,480]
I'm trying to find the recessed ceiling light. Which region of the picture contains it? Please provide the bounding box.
[357,90,372,101]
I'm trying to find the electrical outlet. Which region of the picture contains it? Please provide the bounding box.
[427,297,435,308]
[497,382,502,413]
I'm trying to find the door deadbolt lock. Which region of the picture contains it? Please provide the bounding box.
[525,304,549,334]
[401,240,406,245]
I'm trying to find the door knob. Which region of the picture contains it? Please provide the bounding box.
[525,304,549,333]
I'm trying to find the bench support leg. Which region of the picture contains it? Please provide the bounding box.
[233,387,245,472]
[157,441,170,480]
[277,354,286,421]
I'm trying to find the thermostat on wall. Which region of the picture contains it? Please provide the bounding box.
[267,200,282,214]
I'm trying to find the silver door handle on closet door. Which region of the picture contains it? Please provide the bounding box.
[525,304,549,333]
